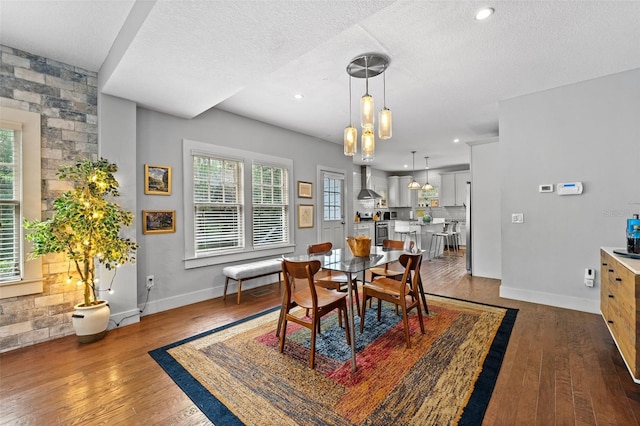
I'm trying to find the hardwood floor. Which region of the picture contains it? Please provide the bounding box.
[1,250,639,425]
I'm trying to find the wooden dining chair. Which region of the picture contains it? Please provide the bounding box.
[279,259,351,369]
[307,242,360,316]
[368,239,413,281]
[359,253,425,349]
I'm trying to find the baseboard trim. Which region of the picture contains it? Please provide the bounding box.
[108,308,140,329]
[139,279,275,316]
[499,286,599,314]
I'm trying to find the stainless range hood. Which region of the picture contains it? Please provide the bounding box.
[357,165,382,200]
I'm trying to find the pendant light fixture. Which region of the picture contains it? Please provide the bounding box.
[378,71,392,139]
[408,151,422,189]
[343,76,357,156]
[422,156,434,190]
[345,53,392,161]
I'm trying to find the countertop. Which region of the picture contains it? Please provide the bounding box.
[602,247,640,274]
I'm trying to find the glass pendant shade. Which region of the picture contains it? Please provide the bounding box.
[361,94,374,129]
[378,107,392,139]
[361,128,375,161]
[344,125,357,156]
[422,182,433,191]
[408,179,421,190]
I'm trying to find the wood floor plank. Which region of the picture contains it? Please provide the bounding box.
[2,251,640,425]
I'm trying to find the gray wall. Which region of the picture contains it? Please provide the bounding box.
[499,68,640,313]
[98,93,139,326]
[135,107,354,314]
[470,139,501,279]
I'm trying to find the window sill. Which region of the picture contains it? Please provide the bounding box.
[0,277,44,299]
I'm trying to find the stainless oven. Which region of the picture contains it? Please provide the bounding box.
[374,221,389,246]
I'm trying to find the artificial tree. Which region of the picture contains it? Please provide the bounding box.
[25,158,137,307]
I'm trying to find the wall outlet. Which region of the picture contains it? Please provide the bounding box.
[584,268,595,287]
[146,275,154,289]
[511,213,524,223]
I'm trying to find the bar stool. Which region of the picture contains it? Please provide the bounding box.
[430,223,456,258]
[394,221,417,246]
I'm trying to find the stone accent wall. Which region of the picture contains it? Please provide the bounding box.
[0,45,98,352]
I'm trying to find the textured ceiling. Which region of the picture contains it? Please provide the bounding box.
[1,1,640,171]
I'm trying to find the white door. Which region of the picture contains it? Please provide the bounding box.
[320,170,346,249]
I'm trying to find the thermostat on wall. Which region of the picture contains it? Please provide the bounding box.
[539,184,554,193]
[557,182,583,195]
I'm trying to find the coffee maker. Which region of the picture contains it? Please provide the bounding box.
[628,214,640,254]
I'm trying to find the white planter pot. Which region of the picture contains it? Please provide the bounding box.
[72,300,110,343]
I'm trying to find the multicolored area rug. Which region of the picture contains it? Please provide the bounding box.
[149,295,517,425]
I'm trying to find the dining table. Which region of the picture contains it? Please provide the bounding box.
[282,246,427,371]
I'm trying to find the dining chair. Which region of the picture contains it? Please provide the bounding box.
[279,259,351,369]
[368,239,413,281]
[359,253,425,349]
[307,242,360,316]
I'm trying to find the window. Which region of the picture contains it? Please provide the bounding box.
[0,127,20,281]
[193,155,244,254]
[323,174,343,221]
[0,107,42,298]
[183,139,294,268]
[252,163,289,247]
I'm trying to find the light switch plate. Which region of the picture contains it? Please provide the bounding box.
[512,213,524,223]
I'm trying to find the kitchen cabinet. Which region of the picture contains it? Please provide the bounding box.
[387,176,399,207]
[399,176,414,207]
[387,176,414,208]
[600,248,640,383]
[440,171,470,206]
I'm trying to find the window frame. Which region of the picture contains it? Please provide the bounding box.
[0,107,43,299]
[183,139,294,269]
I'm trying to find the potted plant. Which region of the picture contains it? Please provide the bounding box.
[24,158,137,342]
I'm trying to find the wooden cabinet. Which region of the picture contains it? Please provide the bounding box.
[600,248,640,383]
[440,171,469,206]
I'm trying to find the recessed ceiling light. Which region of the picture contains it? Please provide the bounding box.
[404,164,408,168]
[453,138,460,143]
[293,94,304,100]
[475,7,494,21]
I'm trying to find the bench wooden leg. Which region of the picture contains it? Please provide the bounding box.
[236,279,243,305]
[223,277,230,300]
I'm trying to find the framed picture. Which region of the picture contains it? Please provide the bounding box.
[144,164,172,195]
[142,210,176,234]
[297,204,314,228]
[430,199,440,207]
[297,181,313,198]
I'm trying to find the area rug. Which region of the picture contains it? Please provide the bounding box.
[149,295,517,425]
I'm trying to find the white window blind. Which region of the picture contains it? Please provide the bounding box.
[193,155,244,254]
[0,127,20,282]
[252,163,289,247]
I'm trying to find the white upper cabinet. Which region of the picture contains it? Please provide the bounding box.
[399,176,414,207]
[440,171,470,206]
[387,176,399,207]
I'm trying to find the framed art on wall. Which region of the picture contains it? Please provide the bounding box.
[144,164,172,195]
[297,181,313,198]
[142,210,176,234]
[297,204,314,228]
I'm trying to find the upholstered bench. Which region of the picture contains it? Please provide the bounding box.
[222,258,283,304]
